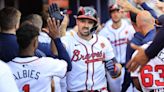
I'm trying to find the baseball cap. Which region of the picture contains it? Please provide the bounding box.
[77,6,97,23]
[109,4,120,13]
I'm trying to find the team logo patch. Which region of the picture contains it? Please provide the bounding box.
[100,43,105,48]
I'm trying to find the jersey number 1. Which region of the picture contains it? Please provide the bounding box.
[141,65,164,87]
[23,84,30,92]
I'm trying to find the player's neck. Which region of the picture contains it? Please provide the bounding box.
[1,29,16,35]
[112,21,121,29]
[19,49,35,57]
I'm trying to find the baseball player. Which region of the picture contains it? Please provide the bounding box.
[59,6,122,92]
[131,42,164,92]
[7,24,68,92]
[99,4,135,92]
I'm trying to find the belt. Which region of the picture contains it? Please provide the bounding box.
[69,87,107,92]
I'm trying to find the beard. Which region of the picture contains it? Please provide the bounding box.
[79,27,91,36]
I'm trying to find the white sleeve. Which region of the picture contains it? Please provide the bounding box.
[51,59,68,78]
[0,63,19,92]
[42,57,68,78]
[103,37,115,61]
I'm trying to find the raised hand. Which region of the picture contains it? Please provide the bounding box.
[126,43,149,72]
[47,17,60,39]
[48,3,64,20]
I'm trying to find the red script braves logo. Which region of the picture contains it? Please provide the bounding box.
[71,49,105,63]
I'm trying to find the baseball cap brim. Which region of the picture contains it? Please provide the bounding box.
[77,15,97,23]
[109,8,119,13]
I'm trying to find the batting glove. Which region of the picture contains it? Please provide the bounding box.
[105,60,122,78]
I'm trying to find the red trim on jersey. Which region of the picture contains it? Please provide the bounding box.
[77,41,89,90]
[91,35,98,91]
[12,58,39,64]
[75,35,99,90]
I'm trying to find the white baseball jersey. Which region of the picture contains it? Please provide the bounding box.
[61,32,115,91]
[0,60,19,92]
[99,19,135,92]
[8,56,67,92]
[99,19,135,64]
[131,43,164,92]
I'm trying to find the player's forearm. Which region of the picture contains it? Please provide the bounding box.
[140,2,158,19]
[53,38,72,71]
[145,28,164,59]
[129,6,141,14]
[59,25,67,37]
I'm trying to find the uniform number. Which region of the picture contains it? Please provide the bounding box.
[23,84,30,92]
[141,65,164,87]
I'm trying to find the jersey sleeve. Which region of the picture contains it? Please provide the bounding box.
[102,37,115,61]
[42,57,68,78]
[0,61,19,92]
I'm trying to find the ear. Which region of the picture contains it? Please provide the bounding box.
[33,37,38,49]
[76,19,79,25]
[15,21,20,30]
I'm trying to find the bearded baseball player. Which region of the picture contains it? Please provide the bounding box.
[131,42,164,92]
[58,6,122,92]
[7,24,68,92]
[99,4,135,92]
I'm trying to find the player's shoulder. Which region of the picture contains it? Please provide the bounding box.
[40,57,67,65]
[0,60,11,76]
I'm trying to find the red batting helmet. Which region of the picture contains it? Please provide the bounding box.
[77,6,98,24]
